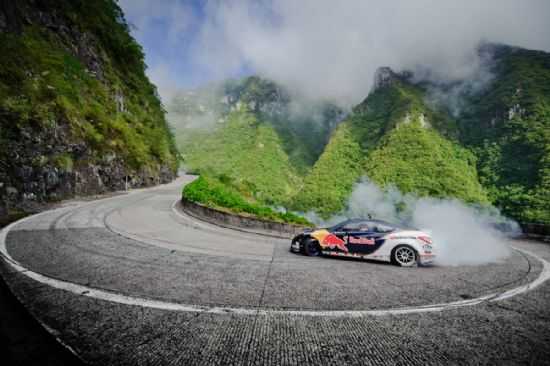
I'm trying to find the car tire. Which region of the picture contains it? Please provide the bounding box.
[290,237,301,253]
[303,238,321,256]
[391,245,417,267]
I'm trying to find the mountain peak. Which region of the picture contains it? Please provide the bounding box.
[373,67,398,90]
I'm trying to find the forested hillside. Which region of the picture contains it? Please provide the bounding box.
[173,76,343,217]
[182,107,301,206]
[0,0,178,220]
[458,45,550,224]
[172,76,343,175]
[292,69,488,217]
[178,45,550,226]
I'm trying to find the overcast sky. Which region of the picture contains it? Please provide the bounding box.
[119,0,550,105]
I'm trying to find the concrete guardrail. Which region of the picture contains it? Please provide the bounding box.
[521,223,550,242]
[179,197,310,239]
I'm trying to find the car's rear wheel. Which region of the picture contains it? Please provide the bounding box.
[392,245,417,267]
[303,238,321,256]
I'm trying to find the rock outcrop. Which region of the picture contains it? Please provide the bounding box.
[0,0,178,220]
[372,67,398,91]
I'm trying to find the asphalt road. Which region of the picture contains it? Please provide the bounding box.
[0,264,84,365]
[1,176,550,365]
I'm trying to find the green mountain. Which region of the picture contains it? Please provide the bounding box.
[172,76,343,211]
[170,76,343,175]
[180,45,549,226]
[294,45,550,224]
[288,121,364,216]
[365,122,488,204]
[182,107,301,206]
[292,69,488,217]
[0,0,178,220]
[457,44,550,224]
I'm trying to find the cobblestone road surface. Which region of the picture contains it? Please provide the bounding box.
[1,177,549,365]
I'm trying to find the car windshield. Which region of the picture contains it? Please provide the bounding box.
[326,220,351,232]
[328,220,371,232]
[342,221,371,231]
[371,223,395,233]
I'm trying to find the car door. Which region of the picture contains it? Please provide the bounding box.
[324,222,351,253]
[344,221,386,255]
[330,222,350,244]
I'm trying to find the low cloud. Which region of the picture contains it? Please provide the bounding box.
[191,0,550,106]
[119,1,550,106]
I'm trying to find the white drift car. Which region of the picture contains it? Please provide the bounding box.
[290,219,435,266]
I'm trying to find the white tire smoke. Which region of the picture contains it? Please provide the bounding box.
[305,177,519,266]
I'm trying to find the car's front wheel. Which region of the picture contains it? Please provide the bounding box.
[392,245,417,267]
[303,238,321,256]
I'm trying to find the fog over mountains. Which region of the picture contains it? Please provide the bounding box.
[121,0,550,106]
[119,1,550,260]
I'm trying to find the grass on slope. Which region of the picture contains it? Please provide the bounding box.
[181,107,301,206]
[365,116,489,204]
[290,122,364,217]
[182,175,311,225]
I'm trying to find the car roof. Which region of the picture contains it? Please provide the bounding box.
[332,218,416,230]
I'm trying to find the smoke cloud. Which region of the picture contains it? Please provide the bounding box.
[306,178,519,266]
[191,0,550,106]
[412,198,514,266]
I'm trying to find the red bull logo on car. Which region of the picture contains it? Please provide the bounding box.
[346,236,375,245]
[310,229,348,252]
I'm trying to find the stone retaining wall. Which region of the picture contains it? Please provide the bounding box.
[179,198,310,239]
[521,223,550,242]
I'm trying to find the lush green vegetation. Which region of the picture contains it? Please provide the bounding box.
[459,46,550,224]
[177,47,549,226]
[181,107,301,206]
[365,117,488,204]
[292,75,477,218]
[348,77,459,149]
[259,94,343,173]
[0,0,178,174]
[290,122,364,216]
[174,76,342,222]
[171,76,341,175]
[182,175,311,225]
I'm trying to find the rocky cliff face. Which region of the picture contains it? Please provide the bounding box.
[0,0,178,219]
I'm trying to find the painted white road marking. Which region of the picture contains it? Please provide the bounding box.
[1,190,549,317]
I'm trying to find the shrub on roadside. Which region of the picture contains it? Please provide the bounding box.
[182,175,311,226]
